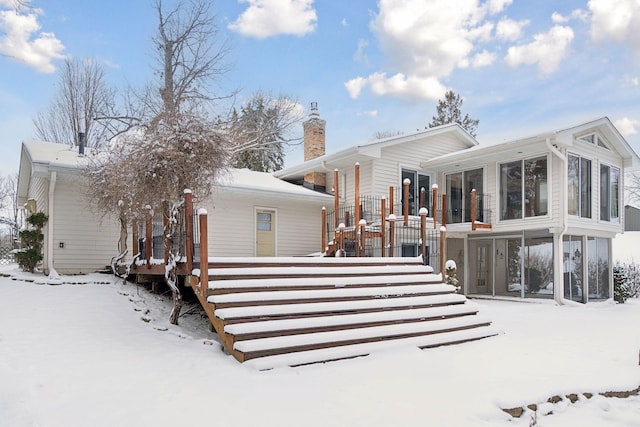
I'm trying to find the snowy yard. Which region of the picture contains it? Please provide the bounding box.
[1,265,639,427]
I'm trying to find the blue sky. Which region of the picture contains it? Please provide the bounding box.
[1,0,640,176]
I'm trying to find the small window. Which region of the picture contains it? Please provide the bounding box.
[578,134,594,144]
[257,212,272,231]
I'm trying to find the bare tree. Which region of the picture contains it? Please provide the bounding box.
[86,0,231,325]
[373,130,404,140]
[33,57,115,147]
[0,173,20,246]
[627,173,640,206]
[228,92,304,172]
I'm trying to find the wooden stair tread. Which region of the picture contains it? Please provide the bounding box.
[224,303,481,336]
[235,316,492,357]
[243,327,500,370]
[214,293,467,320]
[206,273,442,291]
[206,265,434,280]
[203,256,425,268]
[209,284,454,305]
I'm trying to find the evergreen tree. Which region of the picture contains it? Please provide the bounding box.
[428,90,479,137]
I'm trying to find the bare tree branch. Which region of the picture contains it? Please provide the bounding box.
[33,58,116,147]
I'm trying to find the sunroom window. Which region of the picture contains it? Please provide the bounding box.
[600,164,620,222]
[567,154,591,218]
[445,168,483,223]
[499,156,547,220]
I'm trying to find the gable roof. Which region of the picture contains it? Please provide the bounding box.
[422,117,640,171]
[274,123,477,181]
[17,140,332,205]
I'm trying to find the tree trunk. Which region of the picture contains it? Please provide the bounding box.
[169,288,183,325]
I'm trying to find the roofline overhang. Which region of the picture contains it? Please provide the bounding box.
[275,123,478,180]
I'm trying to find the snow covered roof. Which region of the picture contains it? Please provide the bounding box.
[423,117,640,171]
[217,168,333,201]
[17,140,332,203]
[274,123,477,181]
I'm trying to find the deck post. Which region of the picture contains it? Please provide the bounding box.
[184,189,194,274]
[420,187,426,211]
[381,197,386,257]
[389,186,394,215]
[198,210,208,298]
[321,207,327,254]
[432,184,438,229]
[441,194,447,228]
[358,219,366,257]
[354,163,360,228]
[420,208,427,265]
[162,200,170,265]
[338,223,345,252]
[471,189,477,231]
[145,207,152,269]
[440,226,446,276]
[403,178,410,226]
[132,218,138,258]
[388,214,396,257]
[333,169,340,229]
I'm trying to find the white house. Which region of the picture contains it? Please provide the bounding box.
[276,115,640,304]
[17,141,332,275]
[17,110,640,305]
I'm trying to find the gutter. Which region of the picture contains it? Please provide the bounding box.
[47,170,56,276]
[546,138,579,306]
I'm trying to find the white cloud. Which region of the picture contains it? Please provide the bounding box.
[341,18,348,27]
[346,72,447,102]
[228,0,317,39]
[632,77,639,86]
[504,25,574,74]
[551,12,569,24]
[615,117,639,136]
[484,0,513,15]
[589,0,640,54]
[345,0,512,101]
[0,8,65,73]
[496,17,529,41]
[353,38,369,65]
[357,110,378,117]
[345,76,367,99]
[471,50,496,67]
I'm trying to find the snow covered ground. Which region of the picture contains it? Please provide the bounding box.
[1,264,639,427]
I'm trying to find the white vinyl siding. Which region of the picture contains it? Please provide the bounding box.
[51,174,120,274]
[206,188,326,257]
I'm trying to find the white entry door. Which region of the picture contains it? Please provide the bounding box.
[255,208,276,257]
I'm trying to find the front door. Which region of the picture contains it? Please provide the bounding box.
[256,209,276,257]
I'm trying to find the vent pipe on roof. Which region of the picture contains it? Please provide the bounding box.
[78,132,86,156]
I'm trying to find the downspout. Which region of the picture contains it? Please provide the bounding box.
[546,138,577,305]
[47,170,57,276]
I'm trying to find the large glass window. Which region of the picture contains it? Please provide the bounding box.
[446,169,483,223]
[524,237,553,298]
[600,164,620,222]
[524,157,548,217]
[563,235,584,303]
[568,154,592,218]
[588,237,610,300]
[500,156,547,220]
[401,169,430,216]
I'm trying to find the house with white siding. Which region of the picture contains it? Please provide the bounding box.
[277,114,640,304]
[17,141,332,275]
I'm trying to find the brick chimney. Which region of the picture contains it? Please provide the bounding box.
[303,102,326,192]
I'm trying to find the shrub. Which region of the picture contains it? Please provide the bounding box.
[15,212,48,273]
[613,263,638,303]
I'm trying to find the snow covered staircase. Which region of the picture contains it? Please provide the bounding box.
[195,257,496,369]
